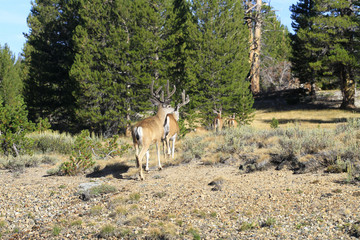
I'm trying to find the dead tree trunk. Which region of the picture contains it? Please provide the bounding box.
[245,0,262,95]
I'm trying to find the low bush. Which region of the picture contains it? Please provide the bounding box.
[180,135,208,162]
[29,131,74,155]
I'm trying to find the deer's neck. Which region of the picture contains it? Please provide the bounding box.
[156,107,168,122]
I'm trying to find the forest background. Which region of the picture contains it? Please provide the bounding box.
[0,0,359,149]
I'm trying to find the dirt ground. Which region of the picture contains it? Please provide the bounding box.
[1,157,360,239]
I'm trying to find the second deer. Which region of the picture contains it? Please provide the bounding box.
[163,90,190,159]
[227,113,238,128]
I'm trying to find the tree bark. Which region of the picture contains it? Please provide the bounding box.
[340,66,356,109]
[245,0,262,95]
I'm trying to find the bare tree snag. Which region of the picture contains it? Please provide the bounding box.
[245,0,262,95]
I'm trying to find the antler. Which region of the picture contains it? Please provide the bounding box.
[213,105,222,114]
[150,80,163,105]
[176,90,190,110]
[165,80,176,102]
[150,80,176,105]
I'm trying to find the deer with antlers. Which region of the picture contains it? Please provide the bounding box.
[213,106,223,132]
[131,80,176,180]
[227,113,238,128]
[163,90,190,159]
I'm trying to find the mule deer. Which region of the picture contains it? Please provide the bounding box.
[163,90,190,158]
[213,106,223,132]
[131,80,176,180]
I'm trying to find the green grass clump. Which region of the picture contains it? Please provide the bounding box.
[187,227,201,240]
[52,225,61,236]
[89,184,117,196]
[262,217,276,227]
[99,224,115,238]
[239,221,257,231]
[90,205,103,216]
[128,192,141,202]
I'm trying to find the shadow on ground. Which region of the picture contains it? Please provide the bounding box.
[86,162,130,179]
[253,89,353,111]
[262,117,348,125]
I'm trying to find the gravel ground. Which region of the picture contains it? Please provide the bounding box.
[1,160,360,239]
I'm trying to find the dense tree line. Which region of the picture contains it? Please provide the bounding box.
[23,0,266,136]
[5,0,344,137]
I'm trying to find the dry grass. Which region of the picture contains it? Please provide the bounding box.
[252,109,360,130]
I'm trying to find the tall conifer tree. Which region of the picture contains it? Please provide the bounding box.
[190,0,253,124]
[0,45,23,106]
[24,0,80,130]
[290,0,318,95]
[71,0,166,136]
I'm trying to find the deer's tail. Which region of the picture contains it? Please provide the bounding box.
[132,126,143,145]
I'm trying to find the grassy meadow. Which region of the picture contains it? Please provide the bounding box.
[2,92,360,181]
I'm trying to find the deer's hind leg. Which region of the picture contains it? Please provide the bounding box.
[136,144,150,180]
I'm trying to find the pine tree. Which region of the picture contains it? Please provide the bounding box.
[290,0,318,96]
[0,44,23,107]
[292,0,360,108]
[71,0,166,136]
[24,0,80,131]
[190,0,253,125]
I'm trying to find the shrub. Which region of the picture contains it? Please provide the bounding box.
[91,135,130,160]
[181,135,208,161]
[60,130,95,175]
[0,155,57,171]
[29,131,74,155]
[270,118,279,129]
[0,98,34,157]
[277,127,334,158]
[35,117,51,132]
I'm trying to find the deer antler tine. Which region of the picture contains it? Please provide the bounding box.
[177,90,190,109]
[160,90,164,102]
[166,80,170,97]
[155,86,162,96]
[150,80,154,95]
[182,90,186,101]
[168,85,176,98]
[150,80,162,98]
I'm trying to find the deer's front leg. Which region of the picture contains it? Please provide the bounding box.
[145,150,150,172]
[156,141,162,170]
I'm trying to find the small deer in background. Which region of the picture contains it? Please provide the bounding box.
[131,80,176,180]
[227,113,238,128]
[213,106,223,132]
[163,90,190,159]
